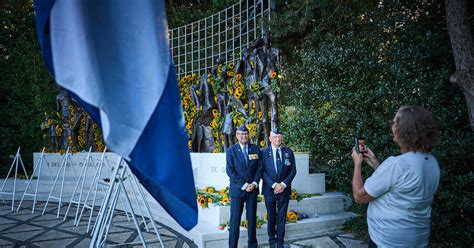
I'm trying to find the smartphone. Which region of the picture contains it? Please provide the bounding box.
[355,137,367,154]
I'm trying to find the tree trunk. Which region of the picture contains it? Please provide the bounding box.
[445,0,474,130]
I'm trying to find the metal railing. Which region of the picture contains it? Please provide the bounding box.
[170,0,272,79]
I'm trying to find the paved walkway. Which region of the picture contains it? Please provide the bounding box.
[0,201,367,247]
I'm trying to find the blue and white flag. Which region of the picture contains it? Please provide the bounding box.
[34,0,197,230]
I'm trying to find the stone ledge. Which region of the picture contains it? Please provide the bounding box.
[197,212,357,248]
[200,193,348,227]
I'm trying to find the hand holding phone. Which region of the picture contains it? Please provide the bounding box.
[355,137,367,154]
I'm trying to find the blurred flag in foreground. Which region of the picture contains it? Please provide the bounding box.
[33,0,197,230]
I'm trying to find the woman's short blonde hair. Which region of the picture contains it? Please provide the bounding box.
[392,106,440,152]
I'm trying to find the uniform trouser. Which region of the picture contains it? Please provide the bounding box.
[229,190,258,248]
[264,193,290,247]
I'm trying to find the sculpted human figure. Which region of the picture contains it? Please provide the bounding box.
[56,88,70,123]
[62,122,72,150]
[190,74,217,152]
[256,30,281,144]
[45,114,59,151]
[85,117,96,150]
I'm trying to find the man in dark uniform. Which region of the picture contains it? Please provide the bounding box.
[261,128,297,248]
[226,124,263,248]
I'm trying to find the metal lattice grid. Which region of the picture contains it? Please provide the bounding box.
[170,0,272,79]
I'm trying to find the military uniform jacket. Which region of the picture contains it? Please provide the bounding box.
[261,146,297,196]
[226,143,263,197]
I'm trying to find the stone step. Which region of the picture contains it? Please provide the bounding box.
[194,211,357,248]
[199,193,352,227]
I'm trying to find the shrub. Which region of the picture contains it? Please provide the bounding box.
[274,1,474,246]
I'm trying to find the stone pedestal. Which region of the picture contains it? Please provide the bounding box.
[27,151,352,248]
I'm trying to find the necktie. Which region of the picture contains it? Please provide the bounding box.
[243,146,249,164]
[276,148,282,174]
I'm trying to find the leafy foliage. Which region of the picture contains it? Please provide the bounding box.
[273,0,474,246]
[0,2,56,176]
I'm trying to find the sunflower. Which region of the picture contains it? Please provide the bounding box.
[47,119,53,125]
[251,82,261,91]
[260,140,266,147]
[244,103,248,109]
[188,140,192,148]
[219,189,226,195]
[250,109,255,115]
[212,109,219,117]
[291,191,298,200]
[258,112,263,120]
[227,86,234,95]
[226,71,234,77]
[206,186,215,193]
[198,195,208,208]
[286,211,299,222]
[208,197,213,204]
[270,71,277,79]
[221,196,229,204]
[247,124,256,131]
[235,74,242,80]
[234,88,242,98]
[210,120,218,128]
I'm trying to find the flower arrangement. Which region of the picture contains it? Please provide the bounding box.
[42,102,105,154]
[196,186,230,209]
[178,74,200,148]
[270,71,283,94]
[286,210,299,223]
[196,186,267,209]
[290,189,303,202]
[195,186,319,209]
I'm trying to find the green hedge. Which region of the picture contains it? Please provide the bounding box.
[0,2,57,176]
[272,1,473,246]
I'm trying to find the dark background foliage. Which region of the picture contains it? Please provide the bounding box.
[0,0,472,246]
[0,1,56,176]
[271,1,473,246]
